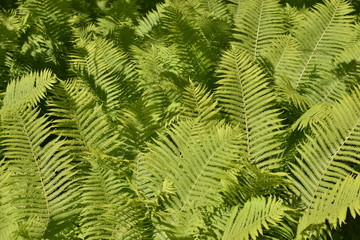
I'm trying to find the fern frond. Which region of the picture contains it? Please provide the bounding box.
[117,98,163,160]
[19,0,72,43]
[132,43,184,123]
[2,69,56,110]
[180,80,220,122]
[216,46,284,169]
[197,0,230,21]
[0,107,79,239]
[233,0,286,59]
[137,120,243,237]
[144,120,242,209]
[290,87,360,236]
[222,196,291,240]
[292,0,355,89]
[48,80,122,160]
[161,3,218,83]
[80,163,152,240]
[135,3,166,38]
[296,174,360,239]
[291,102,332,131]
[71,37,137,112]
[262,35,302,85]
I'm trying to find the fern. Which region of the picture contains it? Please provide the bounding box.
[233,0,286,59]
[80,163,152,240]
[0,107,79,239]
[290,87,360,237]
[216,46,284,169]
[296,174,360,239]
[291,0,355,97]
[1,0,360,239]
[137,120,243,237]
[222,196,291,240]
[2,69,56,110]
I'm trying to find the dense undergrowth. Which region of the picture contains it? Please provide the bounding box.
[0,0,360,239]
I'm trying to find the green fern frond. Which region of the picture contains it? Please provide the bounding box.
[19,0,72,43]
[216,46,284,169]
[2,69,56,110]
[71,37,137,112]
[135,3,166,38]
[233,0,286,59]
[291,102,331,131]
[132,43,184,122]
[335,41,360,64]
[222,196,291,240]
[80,163,152,240]
[48,80,122,160]
[197,0,230,21]
[296,174,360,239]
[137,120,243,237]
[117,98,163,159]
[161,3,218,83]
[143,120,242,209]
[290,87,360,236]
[262,35,302,85]
[221,164,290,206]
[0,107,79,239]
[292,0,355,89]
[180,80,220,122]
[82,176,147,239]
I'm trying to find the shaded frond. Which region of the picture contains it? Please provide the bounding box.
[132,43,184,122]
[80,163,152,240]
[296,174,360,239]
[161,3,219,83]
[116,98,163,160]
[292,0,355,89]
[290,87,360,236]
[71,37,137,112]
[19,0,72,43]
[48,80,122,160]
[216,46,284,169]
[222,196,291,240]
[0,107,79,239]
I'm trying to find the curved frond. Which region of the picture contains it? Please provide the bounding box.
[137,120,243,237]
[216,46,284,169]
[290,87,360,235]
[135,3,166,37]
[2,69,56,110]
[71,37,137,112]
[296,175,360,239]
[132,43,184,118]
[48,80,122,160]
[222,196,291,240]
[19,0,72,43]
[262,35,302,85]
[161,3,219,83]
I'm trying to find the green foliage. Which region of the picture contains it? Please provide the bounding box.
[0,0,360,239]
